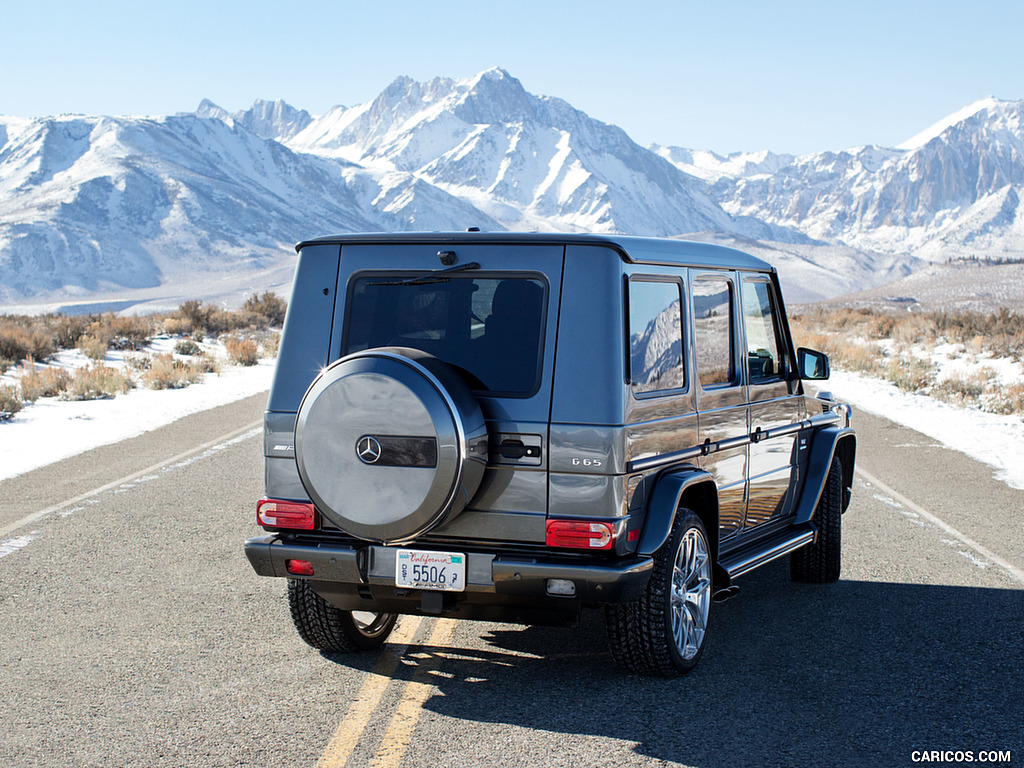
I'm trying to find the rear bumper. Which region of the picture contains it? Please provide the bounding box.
[244,534,652,605]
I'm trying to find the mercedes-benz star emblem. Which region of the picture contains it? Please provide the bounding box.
[356,436,383,464]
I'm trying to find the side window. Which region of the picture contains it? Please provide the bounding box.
[742,279,787,383]
[693,277,735,388]
[628,279,684,394]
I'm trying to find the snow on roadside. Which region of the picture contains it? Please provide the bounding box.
[0,342,274,482]
[2,342,1023,493]
[825,370,1024,490]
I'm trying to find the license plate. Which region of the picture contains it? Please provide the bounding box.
[395,549,466,592]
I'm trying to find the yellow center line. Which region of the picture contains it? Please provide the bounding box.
[370,618,458,768]
[315,616,424,768]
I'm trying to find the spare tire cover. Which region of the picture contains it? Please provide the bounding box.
[294,347,488,544]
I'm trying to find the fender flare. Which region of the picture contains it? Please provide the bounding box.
[637,467,718,558]
[794,426,856,524]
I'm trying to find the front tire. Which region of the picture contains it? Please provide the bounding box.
[791,456,842,583]
[287,579,398,652]
[606,510,713,676]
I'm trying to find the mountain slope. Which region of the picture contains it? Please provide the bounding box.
[280,68,742,236]
[1,70,1020,311]
[0,111,503,306]
[0,113,377,303]
[659,98,1024,260]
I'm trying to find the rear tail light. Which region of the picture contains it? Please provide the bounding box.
[545,519,615,550]
[257,499,316,530]
[286,559,315,576]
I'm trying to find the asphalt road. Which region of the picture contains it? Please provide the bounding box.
[1,394,1021,768]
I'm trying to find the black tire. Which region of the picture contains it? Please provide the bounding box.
[791,456,842,583]
[287,579,398,652]
[605,510,713,676]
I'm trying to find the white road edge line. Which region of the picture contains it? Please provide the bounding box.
[857,467,1024,586]
[0,420,262,539]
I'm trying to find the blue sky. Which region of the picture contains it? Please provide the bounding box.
[3,0,1021,154]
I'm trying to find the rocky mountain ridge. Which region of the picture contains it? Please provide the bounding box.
[1,68,1020,312]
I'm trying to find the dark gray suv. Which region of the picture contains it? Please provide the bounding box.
[245,232,855,676]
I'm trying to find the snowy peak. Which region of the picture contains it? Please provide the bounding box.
[193,98,314,141]
[2,70,1022,310]
[273,69,741,236]
[700,95,1024,259]
[897,96,1011,150]
[235,98,313,141]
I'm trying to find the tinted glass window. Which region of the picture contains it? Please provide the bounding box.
[345,275,545,395]
[693,277,735,387]
[742,279,786,382]
[629,279,684,394]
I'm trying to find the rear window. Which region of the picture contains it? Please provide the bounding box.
[343,274,546,396]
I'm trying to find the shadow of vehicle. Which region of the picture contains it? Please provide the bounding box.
[346,560,1022,767]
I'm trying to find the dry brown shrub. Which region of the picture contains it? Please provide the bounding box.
[261,331,281,358]
[142,353,205,390]
[64,365,133,400]
[50,314,90,349]
[891,314,936,347]
[866,313,896,339]
[96,314,153,350]
[984,383,1024,416]
[162,316,194,336]
[931,369,995,406]
[76,335,108,361]
[885,355,937,392]
[243,291,287,326]
[190,354,221,375]
[19,363,72,401]
[834,341,885,375]
[0,320,56,362]
[0,384,23,419]
[224,335,259,366]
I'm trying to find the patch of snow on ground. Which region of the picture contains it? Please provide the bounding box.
[0,340,274,481]
[825,370,1024,490]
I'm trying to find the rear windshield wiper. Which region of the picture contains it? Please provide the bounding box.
[368,261,481,287]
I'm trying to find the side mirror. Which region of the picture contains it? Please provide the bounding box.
[797,348,830,380]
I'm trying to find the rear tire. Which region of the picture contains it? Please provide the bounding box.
[791,456,842,583]
[605,510,712,676]
[287,579,397,652]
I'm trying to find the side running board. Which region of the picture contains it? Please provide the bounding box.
[719,526,816,580]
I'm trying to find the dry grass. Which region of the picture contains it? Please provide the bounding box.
[0,321,56,362]
[64,365,134,400]
[0,295,286,419]
[141,353,206,390]
[0,384,22,420]
[19,363,72,402]
[261,331,281,358]
[76,335,108,362]
[174,338,204,356]
[884,356,937,393]
[224,335,259,366]
[790,306,1024,417]
[985,383,1024,415]
[0,292,286,366]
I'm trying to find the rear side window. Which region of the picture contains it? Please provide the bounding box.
[628,279,685,394]
[344,275,546,396]
[742,279,787,382]
[693,277,736,388]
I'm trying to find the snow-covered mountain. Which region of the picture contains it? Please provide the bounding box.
[658,97,1024,262]
[278,69,741,237]
[1,68,1020,312]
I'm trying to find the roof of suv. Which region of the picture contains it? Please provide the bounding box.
[295,232,773,272]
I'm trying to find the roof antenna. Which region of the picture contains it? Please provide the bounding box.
[466,226,481,232]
